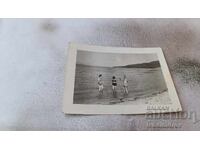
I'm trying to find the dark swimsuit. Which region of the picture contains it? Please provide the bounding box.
[112,79,117,86]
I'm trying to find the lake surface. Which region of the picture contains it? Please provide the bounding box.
[73,64,168,104]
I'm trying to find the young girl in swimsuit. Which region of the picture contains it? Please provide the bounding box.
[123,75,128,94]
[98,74,103,94]
[112,76,117,94]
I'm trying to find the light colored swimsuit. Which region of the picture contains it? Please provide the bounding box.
[98,78,103,91]
[123,79,128,87]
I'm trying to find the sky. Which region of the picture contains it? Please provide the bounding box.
[76,50,158,67]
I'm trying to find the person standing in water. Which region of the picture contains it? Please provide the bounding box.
[112,76,117,94]
[98,74,104,95]
[123,75,128,95]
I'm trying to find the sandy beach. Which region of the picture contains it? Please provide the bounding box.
[118,91,171,105]
[87,90,171,105]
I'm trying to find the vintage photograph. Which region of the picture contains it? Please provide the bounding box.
[74,51,170,105]
[63,43,182,114]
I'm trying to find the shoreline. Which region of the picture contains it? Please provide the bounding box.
[117,91,171,105]
[91,90,171,105]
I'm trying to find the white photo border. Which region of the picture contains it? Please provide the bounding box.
[63,43,182,114]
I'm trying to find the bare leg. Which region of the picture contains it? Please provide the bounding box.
[98,86,101,97]
[123,87,126,95]
[101,88,103,95]
[126,87,128,94]
[123,86,128,95]
[112,86,117,98]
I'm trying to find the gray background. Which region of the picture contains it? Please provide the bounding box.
[0,19,200,130]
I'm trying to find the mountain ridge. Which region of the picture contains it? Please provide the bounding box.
[77,60,160,68]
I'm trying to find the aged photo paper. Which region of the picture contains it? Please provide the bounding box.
[63,43,182,114]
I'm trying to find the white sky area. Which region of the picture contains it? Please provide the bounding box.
[76,50,158,67]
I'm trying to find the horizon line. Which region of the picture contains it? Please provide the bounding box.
[76,60,159,68]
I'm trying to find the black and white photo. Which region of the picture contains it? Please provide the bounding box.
[74,50,169,105]
[63,43,182,114]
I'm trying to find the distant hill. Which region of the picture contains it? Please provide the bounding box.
[114,61,160,68]
[76,64,111,69]
[77,61,160,68]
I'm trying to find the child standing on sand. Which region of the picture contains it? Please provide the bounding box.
[123,75,128,95]
[98,74,103,95]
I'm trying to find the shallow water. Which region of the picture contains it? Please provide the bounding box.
[74,65,168,104]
